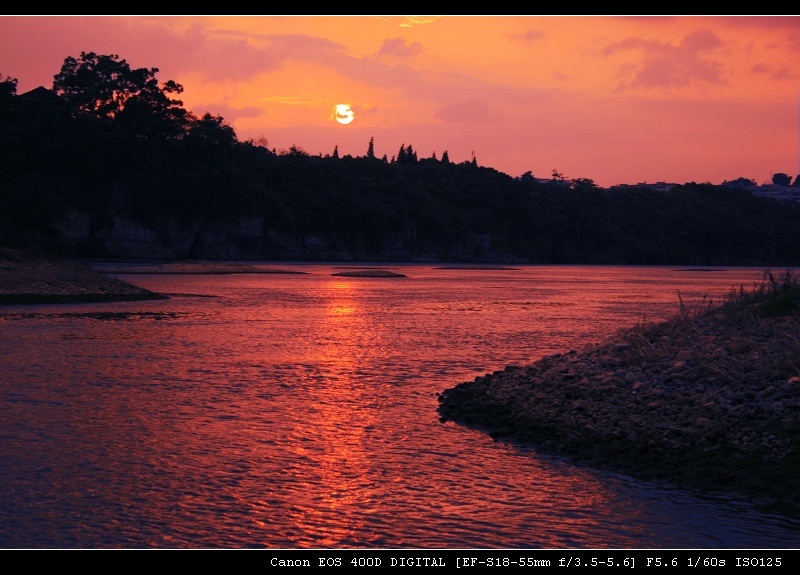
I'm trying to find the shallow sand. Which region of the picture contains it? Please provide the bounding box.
[0,249,311,304]
[100,262,307,275]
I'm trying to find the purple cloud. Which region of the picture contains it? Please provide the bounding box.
[603,28,731,91]
[750,62,795,80]
[516,29,545,42]
[434,99,492,123]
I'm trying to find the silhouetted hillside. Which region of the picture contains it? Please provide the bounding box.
[2,55,800,265]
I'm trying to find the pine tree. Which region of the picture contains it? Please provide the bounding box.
[332,145,339,159]
[367,137,375,158]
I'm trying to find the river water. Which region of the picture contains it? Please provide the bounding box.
[1,263,799,549]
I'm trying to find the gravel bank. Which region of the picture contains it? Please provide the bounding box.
[0,247,167,304]
[438,291,800,517]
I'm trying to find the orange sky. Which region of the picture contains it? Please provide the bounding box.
[2,15,799,187]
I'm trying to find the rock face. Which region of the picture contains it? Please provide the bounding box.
[45,199,519,262]
[52,209,269,260]
[438,303,800,516]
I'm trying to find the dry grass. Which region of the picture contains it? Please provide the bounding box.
[622,268,800,378]
[722,268,800,317]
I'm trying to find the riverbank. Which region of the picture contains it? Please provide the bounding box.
[0,248,317,304]
[438,271,800,517]
[0,247,167,304]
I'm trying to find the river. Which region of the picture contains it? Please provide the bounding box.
[1,263,799,548]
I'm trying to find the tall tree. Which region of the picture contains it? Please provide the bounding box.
[367,137,375,158]
[397,144,417,164]
[52,52,188,138]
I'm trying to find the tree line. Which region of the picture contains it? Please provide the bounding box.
[2,53,800,265]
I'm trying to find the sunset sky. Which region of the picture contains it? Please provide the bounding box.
[2,15,799,188]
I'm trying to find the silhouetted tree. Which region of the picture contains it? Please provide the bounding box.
[0,72,17,99]
[397,143,418,164]
[0,73,17,119]
[185,112,237,148]
[773,172,792,186]
[724,177,757,188]
[441,150,450,164]
[116,78,188,139]
[367,137,375,158]
[53,52,188,138]
[283,144,309,156]
[332,145,339,159]
[571,177,598,191]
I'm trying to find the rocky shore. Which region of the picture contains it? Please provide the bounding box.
[438,280,800,517]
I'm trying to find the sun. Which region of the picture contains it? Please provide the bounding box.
[333,104,354,125]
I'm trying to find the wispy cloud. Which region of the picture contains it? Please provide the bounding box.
[375,37,423,59]
[512,29,545,43]
[399,17,439,28]
[260,95,324,105]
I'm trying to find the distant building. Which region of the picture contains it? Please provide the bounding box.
[750,184,800,202]
[608,181,679,192]
[15,86,70,116]
[721,179,800,202]
[17,86,63,103]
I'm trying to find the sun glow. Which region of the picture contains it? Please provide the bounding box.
[333,104,354,125]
